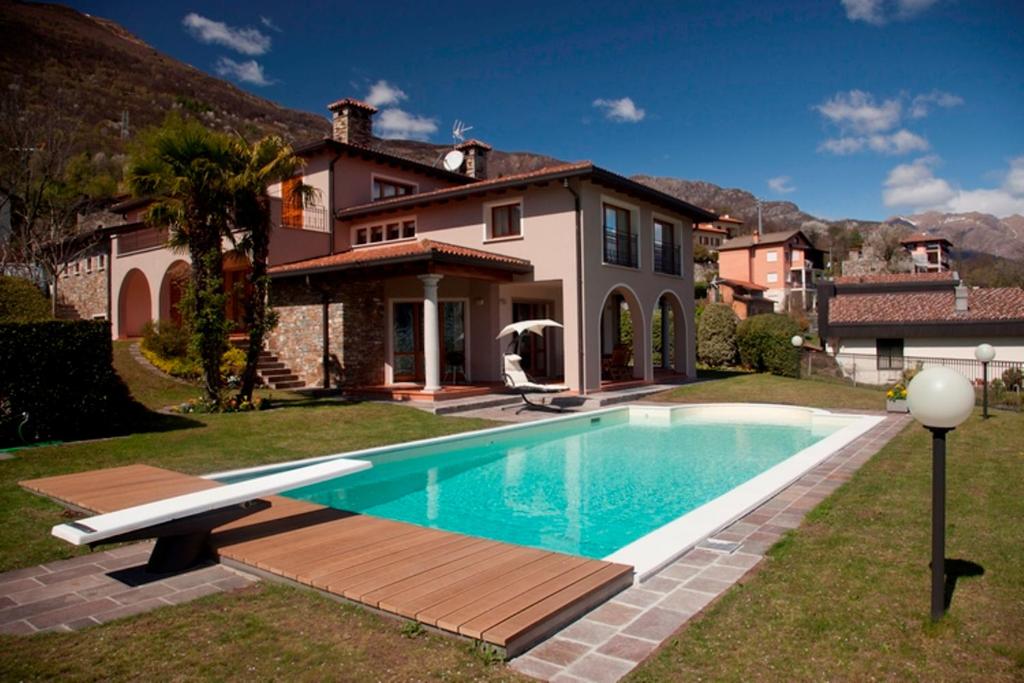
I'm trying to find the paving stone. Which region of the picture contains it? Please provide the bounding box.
[658,588,715,614]
[35,564,103,586]
[76,582,136,601]
[724,521,760,536]
[659,563,702,582]
[613,588,663,609]
[621,607,686,642]
[106,543,154,558]
[676,548,720,567]
[95,554,150,571]
[510,655,564,680]
[0,619,35,635]
[684,576,734,595]
[0,566,50,583]
[161,582,221,605]
[716,552,762,569]
[557,618,619,646]
[27,597,119,629]
[551,672,589,683]
[586,600,643,627]
[41,553,108,572]
[597,634,658,663]
[0,577,44,597]
[93,597,169,624]
[639,576,680,594]
[109,582,176,605]
[0,592,85,624]
[11,575,107,606]
[697,564,749,583]
[530,637,592,666]
[565,653,636,683]
[65,616,100,630]
[160,566,225,591]
[211,573,257,591]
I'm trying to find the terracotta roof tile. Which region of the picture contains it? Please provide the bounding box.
[695,223,729,234]
[900,232,953,245]
[326,98,378,113]
[829,287,1024,325]
[718,230,805,250]
[268,238,531,275]
[455,139,493,151]
[834,271,954,285]
[718,278,768,291]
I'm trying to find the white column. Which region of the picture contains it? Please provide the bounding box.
[419,274,443,393]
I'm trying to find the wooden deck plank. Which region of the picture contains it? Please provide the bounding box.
[21,465,634,654]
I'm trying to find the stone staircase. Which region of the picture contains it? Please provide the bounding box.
[256,350,305,390]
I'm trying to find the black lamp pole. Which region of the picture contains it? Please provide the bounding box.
[929,426,951,621]
[981,361,989,419]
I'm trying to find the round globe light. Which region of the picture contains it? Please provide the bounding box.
[907,367,975,429]
[974,343,996,363]
[791,335,803,348]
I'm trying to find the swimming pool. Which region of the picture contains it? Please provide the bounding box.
[209,404,882,579]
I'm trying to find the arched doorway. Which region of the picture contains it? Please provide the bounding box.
[118,269,152,338]
[598,285,647,383]
[652,290,687,376]
[159,260,190,326]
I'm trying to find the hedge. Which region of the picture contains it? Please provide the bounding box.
[0,321,136,446]
[697,303,738,367]
[736,313,801,378]
[0,276,51,322]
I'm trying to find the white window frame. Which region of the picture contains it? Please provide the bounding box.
[766,250,779,263]
[482,196,525,243]
[766,272,778,284]
[351,214,418,248]
[370,173,418,201]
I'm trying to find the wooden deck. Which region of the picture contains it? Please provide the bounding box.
[21,465,633,656]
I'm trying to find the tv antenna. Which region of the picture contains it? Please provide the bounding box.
[452,119,473,143]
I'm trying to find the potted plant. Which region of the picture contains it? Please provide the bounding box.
[886,383,908,412]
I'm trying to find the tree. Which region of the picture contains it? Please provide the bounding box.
[864,225,911,272]
[228,134,313,402]
[127,116,237,404]
[697,303,738,367]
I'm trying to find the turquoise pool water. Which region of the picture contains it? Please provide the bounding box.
[282,412,842,559]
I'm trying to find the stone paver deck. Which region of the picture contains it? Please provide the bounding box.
[0,543,258,635]
[510,411,911,682]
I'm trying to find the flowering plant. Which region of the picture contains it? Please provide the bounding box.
[886,384,907,401]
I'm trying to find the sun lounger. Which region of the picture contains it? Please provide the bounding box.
[52,458,371,572]
[502,354,569,413]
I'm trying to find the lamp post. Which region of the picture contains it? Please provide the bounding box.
[907,367,975,621]
[791,335,808,377]
[974,343,996,418]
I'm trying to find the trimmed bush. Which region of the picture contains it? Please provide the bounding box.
[736,313,801,377]
[697,303,738,367]
[142,320,190,359]
[1002,366,1022,391]
[0,276,51,322]
[0,321,135,445]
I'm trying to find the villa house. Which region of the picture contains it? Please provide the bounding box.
[716,229,823,313]
[693,214,741,252]
[901,232,953,273]
[62,96,715,396]
[818,271,1024,385]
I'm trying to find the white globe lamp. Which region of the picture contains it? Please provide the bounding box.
[790,335,803,348]
[974,344,996,419]
[906,366,975,622]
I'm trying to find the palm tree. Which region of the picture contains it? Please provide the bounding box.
[229,134,314,402]
[126,116,237,404]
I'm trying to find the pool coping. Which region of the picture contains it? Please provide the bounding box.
[509,411,911,682]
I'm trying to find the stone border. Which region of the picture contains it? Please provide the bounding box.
[127,342,194,387]
[510,412,911,682]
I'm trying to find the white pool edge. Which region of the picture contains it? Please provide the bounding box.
[605,405,885,581]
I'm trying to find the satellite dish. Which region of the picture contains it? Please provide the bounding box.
[442,149,465,172]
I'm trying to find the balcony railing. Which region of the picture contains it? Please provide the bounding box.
[281,205,330,233]
[603,232,638,268]
[117,226,169,256]
[653,241,681,276]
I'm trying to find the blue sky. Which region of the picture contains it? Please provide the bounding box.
[67,0,1024,220]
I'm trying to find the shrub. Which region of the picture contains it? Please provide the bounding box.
[1001,366,1022,391]
[736,313,801,377]
[141,320,191,359]
[0,321,135,445]
[697,303,738,367]
[0,276,51,322]
[220,347,247,388]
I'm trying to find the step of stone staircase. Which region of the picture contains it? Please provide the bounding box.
[260,367,295,378]
[271,379,305,390]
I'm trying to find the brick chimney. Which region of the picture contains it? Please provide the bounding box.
[751,232,760,244]
[327,98,378,146]
[455,139,492,179]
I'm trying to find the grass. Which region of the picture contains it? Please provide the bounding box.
[628,407,1024,681]
[653,369,886,411]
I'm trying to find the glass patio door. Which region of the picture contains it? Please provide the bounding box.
[393,301,466,384]
[512,302,549,377]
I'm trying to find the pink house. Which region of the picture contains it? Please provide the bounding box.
[716,230,822,313]
[64,96,715,396]
[900,232,953,273]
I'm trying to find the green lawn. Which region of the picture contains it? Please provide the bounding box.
[629,407,1024,681]
[653,370,886,411]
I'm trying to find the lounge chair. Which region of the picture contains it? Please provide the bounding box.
[502,353,569,413]
[51,458,371,573]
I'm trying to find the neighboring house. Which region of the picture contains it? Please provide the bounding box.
[716,229,823,313]
[693,214,741,252]
[818,271,1024,385]
[901,232,952,273]
[709,278,775,320]
[78,96,715,395]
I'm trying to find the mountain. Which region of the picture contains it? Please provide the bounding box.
[2,1,1022,268]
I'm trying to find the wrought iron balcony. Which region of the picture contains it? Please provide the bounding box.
[654,241,681,276]
[281,205,330,233]
[603,232,638,268]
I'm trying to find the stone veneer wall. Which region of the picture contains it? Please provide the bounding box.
[56,242,110,320]
[268,278,385,388]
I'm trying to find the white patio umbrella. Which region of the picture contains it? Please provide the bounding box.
[496,319,563,355]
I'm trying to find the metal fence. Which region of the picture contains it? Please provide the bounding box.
[654,241,681,276]
[280,205,330,233]
[603,232,638,268]
[830,352,1022,385]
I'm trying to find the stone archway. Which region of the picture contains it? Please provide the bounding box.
[118,268,152,338]
[159,260,190,326]
[598,284,647,382]
[652,289,687,376]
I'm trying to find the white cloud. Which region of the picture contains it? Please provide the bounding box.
[909,90,964,118]
[593,97,646,123]
[365,80,408,108]
[882,155,1024,217]
[816,90,901,134]
[841,0,940,25]
[768,176,796,194]
[214,57,272,86]
[375,109,438,141]
[819,129,930,155]
[183,13,271,55]
[259,16,282,33]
